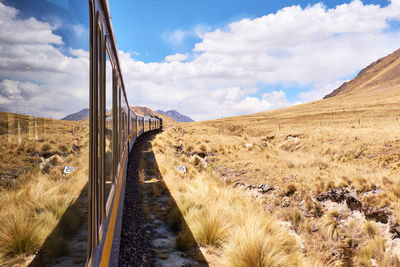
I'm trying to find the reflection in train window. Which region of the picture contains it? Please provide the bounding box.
[96,23,104,240]
[104,49,113,208]
[117,86,121,165]
[0,1,89,264]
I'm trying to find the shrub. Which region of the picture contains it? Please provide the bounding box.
[0,208,44,257]
[58,145,69,153]
[175,228,194,251]
[282,207,303,229]
[364,221,378,238]
[41,143,52,152]
[321,210,339,239]
[167,206,183,231]
[355,236,386,266]
[286,183,297,196]
[199,144,207,152]
[224,221,301,267]
[185,145,194,153]
[191,208,230,246]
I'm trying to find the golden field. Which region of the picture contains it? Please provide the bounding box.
[149,50,400,266]
[0,112,88,266]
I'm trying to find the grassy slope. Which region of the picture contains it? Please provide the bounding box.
[150,51,400,266]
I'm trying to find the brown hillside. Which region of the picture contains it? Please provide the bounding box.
[130,106,177,127]
[324,48,400,99]
[149,49,400,266]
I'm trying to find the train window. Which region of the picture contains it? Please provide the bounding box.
[96,22,104,241]
[124,99,128,143]
[119,90,123,158]
[118,86,122,164]
[0,1,90,265]
[104,48,113,210]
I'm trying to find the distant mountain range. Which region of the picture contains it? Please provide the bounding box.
[156,110,194,122]
[61,107,194,124]
[61,108,89,121]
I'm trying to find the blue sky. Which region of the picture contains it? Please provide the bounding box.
[110,0,390,63]
[1,0,399,120]
[106,0,400,121]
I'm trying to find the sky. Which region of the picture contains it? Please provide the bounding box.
[1,0,400,121]
[108,0,400,120]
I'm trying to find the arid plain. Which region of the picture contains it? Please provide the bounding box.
[148,49,400,266]
[0,47,400,266]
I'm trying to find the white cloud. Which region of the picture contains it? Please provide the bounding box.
[120,0,400,120]
[3,1,400,121]
[0,3,89,119]
[0,4,62,45]
[162,29,186,46]
[299,80,347,102]
[165,53,188,62]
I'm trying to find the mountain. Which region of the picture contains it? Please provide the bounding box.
[61,108,89,121]
[130,106,177,126]
[156,110,194,123]
[324,48,400,99]
[210,47,400,129]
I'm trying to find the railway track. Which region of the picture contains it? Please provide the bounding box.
[119,132,207,267]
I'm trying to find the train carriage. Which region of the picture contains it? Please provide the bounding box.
[0,1,161,266]
[89,2,161,265]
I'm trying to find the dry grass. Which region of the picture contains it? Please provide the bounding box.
[153,138,309,265]
[0,111,88,266]
[150,84,400,265]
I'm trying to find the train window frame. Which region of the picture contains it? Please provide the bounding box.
[118,84,122,168]
[96,18,105,244]
[104,39,116,219]
[113,82,121,179]
[87,2,95,265]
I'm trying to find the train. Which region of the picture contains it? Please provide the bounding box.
[88,1,162,266]
[0,0,161,266]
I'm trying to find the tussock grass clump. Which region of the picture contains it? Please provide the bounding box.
[168,206,184,231]
[363,221,379,238]
[185,145,194,153]
[285,183,297,196]
[41,143,52,152]
[281,206,303,229]
[0,208,45,257]
[190,155,201,166]
[191,208,230,246]
[175,228,194,251]
[355,236,386,266]
[224,220,301,267]
[199,144,207,152]
[321,210,340,240]
[58,144,69,153]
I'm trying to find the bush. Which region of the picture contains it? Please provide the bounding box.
[0,209,44,257]
[175,228,194,251]
[58,145,69,153]
[191,209,230,246]
[41,143,52,152]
